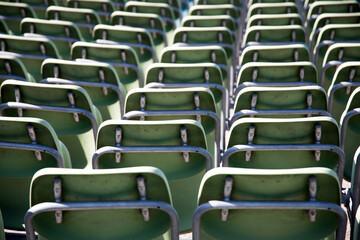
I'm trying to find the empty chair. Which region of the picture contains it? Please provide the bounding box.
[20,18,84,59]
[239,43,310,66]
[247,2,299,19]
[71,41,143,91]
[123,87,221,165]
[235,62,317,93]
[124,1,177,30]
[25,167,179,240]
[231,85,329,123]
[41,58,126,120]
[10,0,62,19]
[0,54,35,83]
[93,24,157,72]
[195,0,243,12]
[246,13,303,29]
[66,0,116,23]
[328,61,360,124]
[130,0,182,21]
[340,86,360,180]
[110,11,170,55]
[192,167,346,240]
[188,4,240,20]
[0,34,61,81]
[94,119,210,232]
[0,80,102,169]
[248,0,296,5]
[46,6,102,42]
[0,2,37,35]
[321,42,360,93]
[312,23,360,74]
[0,116,71,230]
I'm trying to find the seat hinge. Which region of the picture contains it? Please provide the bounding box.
[309,176,317,222]
[137,33,144,55]
[115,127,122,163]
[140,94,146,121]
[306,92,313,117]
[67,91,79,122]
[27,124,42,160]
[314,124,321,161]
[14,86,23,117]
[347,67,356,95]
[221,176,233,221]
[54,177,63,223]
[137,175,150,221]
[245,125,255,161]
[194,93,201,123]
[121,50,129,75]
[180,126,189,163]
[98,68,108,95]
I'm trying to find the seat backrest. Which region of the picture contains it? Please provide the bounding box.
[66,0,116,23]
[20,17,83,59]
[181,15,237,36]
[130,0,182,20]
[246,13,302,28]
[0,34,61,81]
[0,2,37,35]
[41,58,126,120]
[46,6,102,42]
[0,54,35,83]
[9,0,61,19]
[247,2,299,19]
[0,80,102,169]
[194,167,344,240]
[93,24,157,71]
[26,166,178,240]
[188,4,239,19]
[0,116,71,230]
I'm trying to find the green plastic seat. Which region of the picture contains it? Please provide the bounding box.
[247,2,299,19]
[0,54,35,83]
[193,167,346,240]
[0,116,71,230]
[188,4,239,19]
[9,0,61,19]
[305,1,360,37]
[110,11,169,56]
[321,43,360,93]
[25,167,179,240]
[239,43,309,66]
[231,85,329,122]
[243,25,306,47]
[93,24,157,72]
[94,120,208,232]
[46,6,102,42]
[0,2,37,35]
[0,80,103,169]
[130,0,182,20]
[41,58,126,120]
[339,86,360,181]
[123,87,220,165]
[313,23,360,74]
[328,61,360,124]
[236,62,317,93]
[309,12,360,51]
[71,41,143,92]
[124,2,177,30]
[20,18,84,60]
[0,34,61,82]
[66,0,116,23]
[246,13,303,29]
[145,63,227,133]
[347,146,360,231]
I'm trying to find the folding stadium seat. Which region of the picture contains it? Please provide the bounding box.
[41,58,127,120]
[192,167,346,240]
[188,4,240,20]
[46,6,102,42]
[110,11,170,56]
[321,42,360,93]
[124,1,178,31]
[0,2,37,35]
[20,18,84,59]
[239,43,310,66]
[66,0,116,23]
[195,0,243,13]
[327,61,360,124]
[225,116,343,180]
[9,0,62,19]
[0,19,9,35]
[339,86,360,181]
[0,80,102,169]
[93,119,210,233]
[230,85,329,124]
[93,24,157,72]
[71,41,143,91]
[144,63,227,136]
[313,24,360,80]
[123,87,221,165]
[0,116,71,231]
[242,25,306,48]
[0,34,61,81]
[305,0,360,37]
[246,13,303,28]
[130,0,182,21]
[309,12,360,51]
[24,167,179,240]
[246,2,299,19]
[0,55,35,83]
[235,62,317,94]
